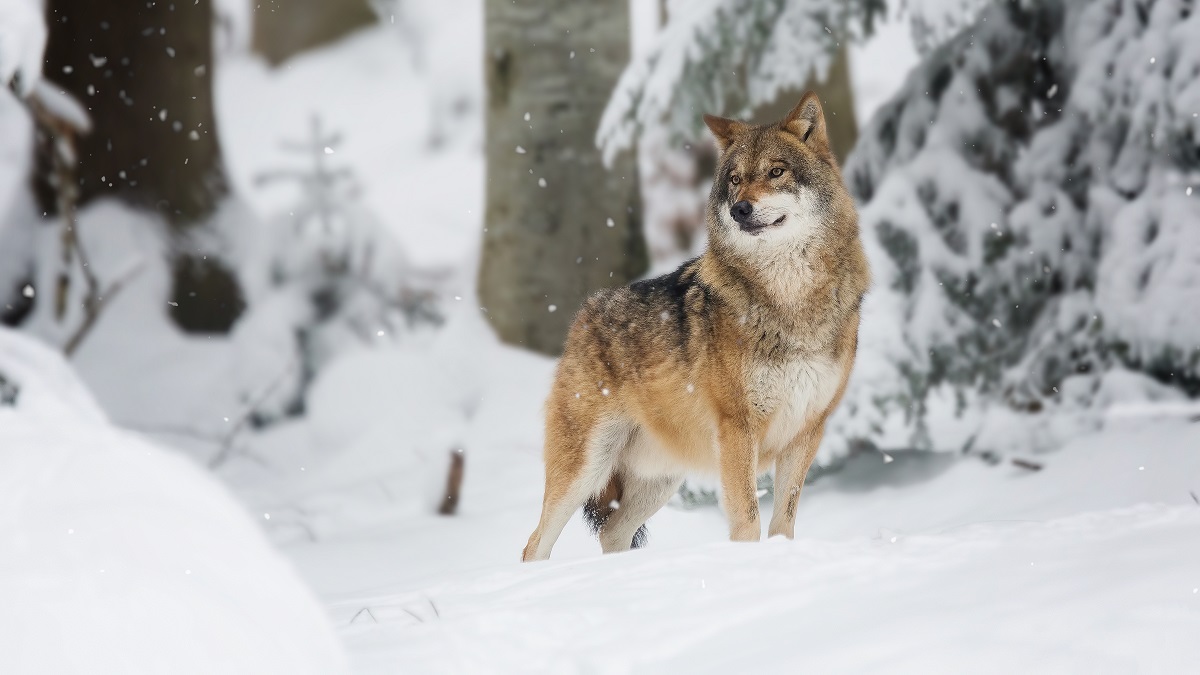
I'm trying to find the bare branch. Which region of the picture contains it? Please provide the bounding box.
[1011,458,1043,472]
[63,259,146,357]
[208,358,298,469]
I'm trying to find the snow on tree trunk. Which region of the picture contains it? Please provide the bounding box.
[479,0,647,356]
[35,0,244,334]
[829,0,1200,456]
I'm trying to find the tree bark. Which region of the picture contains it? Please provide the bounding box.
[252,0,378,67]
[750,44,859,164]
[480,0,647,356]
[37,0,227,224]
[35,0,244,334]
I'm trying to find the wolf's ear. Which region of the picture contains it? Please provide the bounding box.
[703,114,747,153]
[782,91,830,155]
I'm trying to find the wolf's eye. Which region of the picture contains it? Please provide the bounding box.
[770,167,785,178]
[730,175,741,185]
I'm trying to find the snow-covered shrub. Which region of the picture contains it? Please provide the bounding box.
[831,0,1200,454]
[0,327,346,674]
[240,117,444,421]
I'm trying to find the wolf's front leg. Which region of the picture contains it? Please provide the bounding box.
[768,427,823,539]
[718,418,761,542]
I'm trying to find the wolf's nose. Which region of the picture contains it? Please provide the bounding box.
[730,200,754,223]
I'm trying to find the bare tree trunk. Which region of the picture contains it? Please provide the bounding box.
[480,0,647,356]
[252,0,378,66]
[35,0,244,334]
[37,0,226,224]
[750,44,859,164]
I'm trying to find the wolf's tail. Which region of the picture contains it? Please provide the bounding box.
[582,474,648,549]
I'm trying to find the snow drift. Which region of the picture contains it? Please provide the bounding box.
[0,328,346,674]
[333,505,1200,674]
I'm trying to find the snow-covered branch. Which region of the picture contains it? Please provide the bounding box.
[597,0,883,163]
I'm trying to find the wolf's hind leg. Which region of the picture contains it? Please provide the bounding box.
[598,473,684,553]
[522,417,629,562]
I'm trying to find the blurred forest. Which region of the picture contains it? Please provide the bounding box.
[0,0,1197,467]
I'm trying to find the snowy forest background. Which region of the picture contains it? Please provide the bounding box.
[1,0,1198,672]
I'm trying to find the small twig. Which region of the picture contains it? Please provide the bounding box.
[401,607,424,623]
[1011,458,1043,472]
[427,598,440,619]
[63,260,146,356]
[208,358,297,468]
[439,448,465,515]
[1190,491,1198,506]
[349,607,378,625]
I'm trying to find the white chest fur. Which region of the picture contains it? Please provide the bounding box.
[752,355,842,454]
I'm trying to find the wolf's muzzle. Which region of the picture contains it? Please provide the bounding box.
[730,200,754,224]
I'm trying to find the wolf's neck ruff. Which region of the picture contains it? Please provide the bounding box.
[697,244,857,360]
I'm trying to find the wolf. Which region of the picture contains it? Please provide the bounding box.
[521,92,870,561]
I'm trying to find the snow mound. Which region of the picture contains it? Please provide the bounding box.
[0,0,46,96]
[0,328,346,674]
[334,505,1200,674]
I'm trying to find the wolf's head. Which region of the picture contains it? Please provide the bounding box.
[702,92,856,257]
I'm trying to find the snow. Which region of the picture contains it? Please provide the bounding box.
[271,334,1200,671]
[0,328,347,674]
[598,0,880,164]
[28,79,92,133]
[0,0,46,96]
[836,0,1200,457]
[333,506,1200,673]
[215,11,482,270]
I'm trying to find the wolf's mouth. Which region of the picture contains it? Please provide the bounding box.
[739,215,786,235]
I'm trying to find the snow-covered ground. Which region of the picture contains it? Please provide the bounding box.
[0,329,347,674]
[332,506,1200,673]
[278,358,1200,671]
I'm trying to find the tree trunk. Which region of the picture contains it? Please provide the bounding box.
[37,0,226,224]
[750,44,859,164]
[252,0,378,67]
[480,0,647,356]
[35,0,244,334]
